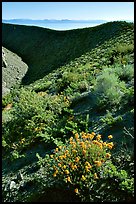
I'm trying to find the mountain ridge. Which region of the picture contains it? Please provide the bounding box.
[2,21,133,85]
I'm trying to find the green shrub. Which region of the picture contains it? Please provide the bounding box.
[100,110,123,127]
[2,92,13,108]
[94,68,126,108]
[116,43,134,55]
[78,81,89,93]
[121,86,134,107]
[114,64,134,82]
[2,88,71,155]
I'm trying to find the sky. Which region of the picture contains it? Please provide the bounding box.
[2,2,134,21]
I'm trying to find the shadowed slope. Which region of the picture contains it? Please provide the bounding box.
[2,21,133,84]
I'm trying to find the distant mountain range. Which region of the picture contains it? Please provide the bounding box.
[2,19,107,24]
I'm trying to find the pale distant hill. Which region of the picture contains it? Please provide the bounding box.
[2,19,107,25]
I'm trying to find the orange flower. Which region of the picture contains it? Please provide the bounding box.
[94,160,102,167]
[82,150,86,156]
[58,163,62,167]
[75,133,79,140]
[75,157,80,162]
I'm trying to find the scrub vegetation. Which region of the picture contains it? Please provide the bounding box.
[2,21,134,202]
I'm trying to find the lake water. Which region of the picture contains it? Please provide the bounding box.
[19,22,105,31]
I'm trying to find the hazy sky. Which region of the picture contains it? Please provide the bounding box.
[2,2,134,21]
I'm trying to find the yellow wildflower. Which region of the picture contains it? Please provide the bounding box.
[92,140,98,144]
[99,143,103,149]
[107,142,114,149]
[70,137,73,142]
[88,144,91,148]
[82,133,87,139]
[101,159,105,163]
[108,135,113,139]
[53,165,57,170]
[73,165,77,170]
[72,149,77,154]
[63,154,67,159]
[81,175,86,181]
[85,166,90,172]
[80,141,84,146]
[106,153,111,158]
[71,164,77,170]
[67,176,71,183]
[85,161,92,169]
[96,134,101,141]
[74,188,79,194]
[75,133,79,140]
[55,148,58,152]
[103,142,107,147]
[65,170,70,174]
[88,133,94,140]
[53,172,57,177]
[65,150,69,154]
[91,132,96,135]
[94,173,99,179]
[20,138,25,144]
[63,165,67,169]
[59,155,63,160]
[53,170,58,177]
[94,160,102,167]
[50,154,54,158]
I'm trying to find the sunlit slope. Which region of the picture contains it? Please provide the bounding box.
[2,21,133,84]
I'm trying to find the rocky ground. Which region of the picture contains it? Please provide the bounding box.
[2,46,28,96]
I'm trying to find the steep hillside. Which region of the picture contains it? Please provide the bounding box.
[2,46,28,96]
[2,21,134,202]
[2,21,133,84]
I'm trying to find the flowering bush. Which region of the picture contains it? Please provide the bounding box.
[37,131,134,201]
